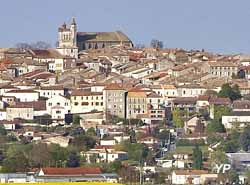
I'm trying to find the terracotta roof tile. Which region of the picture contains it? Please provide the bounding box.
[41,167,101,175]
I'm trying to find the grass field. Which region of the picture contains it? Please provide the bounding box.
[4,183,123,185]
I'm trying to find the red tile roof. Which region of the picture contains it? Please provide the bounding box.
[41,167,101,176]
[104,83,125,90]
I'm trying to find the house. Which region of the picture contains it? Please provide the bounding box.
[208,61,239,78]
[151,84,178,100]
[127,88,147,119]
[196,95,210,109]
[100,139,116,146]
[14,100,47,117]
[36,167,117,183]
[233,100,250,111]
[46,95,70,120]
[35,86,65,99]
[177,84,206,97]
[138,136,160,149]
[6,105,34,121]
[84,148,128,163]
[79,111,105,127]
[0,120,16,130]
[171,170,218,185]
[222,111,250,129]
[172,97,197,112]
[169,64,195,77]
[70,90,103,113]
[0,173,29,183]
[44,136,71,148]
[4,89,39,102]
[103,83,127,119]
[184,116,205,134]
[226,153,250,168]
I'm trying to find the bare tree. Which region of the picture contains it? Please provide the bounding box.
[150,39,164,49]
[16,41,51,50]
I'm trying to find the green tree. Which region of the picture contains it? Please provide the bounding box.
[0,125,7,136]
[219,170,239,184]
[220,130,240,153]
[206,120,225,133]
[73,114,81,125]
[86,127,96,137]
[172,108,185,128]
[218,83,242,101]
[71,135,96,151]
[2,152,29,172]
[116,141,149,162]
[192,145,202,169]
[210,150,228,166]
[240,126,250,152]
[213,105,231,122]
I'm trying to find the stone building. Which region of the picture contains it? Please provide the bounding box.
[57,18,133,58]
[127,88,147,119]
[103,83,127,119]
[208,61,239,78]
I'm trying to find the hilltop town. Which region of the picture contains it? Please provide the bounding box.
[0,18,250,184]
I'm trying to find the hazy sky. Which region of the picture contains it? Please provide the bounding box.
[1,0,250,54]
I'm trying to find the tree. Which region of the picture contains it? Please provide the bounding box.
[220,130,240,153]
[206,120,225,133]
[31,41,51,49]
[116,141,149,162]
[71,135,96,151]
[218,83,242,101]
[2,152,29,172]
[218,170,239,184]
[15,41,51,50]
[29,143,52,167]
[0,125,7,136]
[172,108,185,128]
[2,145,30,172]
[240,126,250,152]
[73,114,81,125]
[213,105,231,122]
[86,127,96,137]
[67,151,80,167]
[204,90,218,97]
[150,39,164,49]
[192,145,202,169]
[210,150,228,167]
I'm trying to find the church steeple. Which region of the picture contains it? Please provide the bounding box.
[71,17,76,26]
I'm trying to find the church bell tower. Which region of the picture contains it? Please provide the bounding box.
[57,17,78,58]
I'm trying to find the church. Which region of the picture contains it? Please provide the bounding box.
[57,18,133,58]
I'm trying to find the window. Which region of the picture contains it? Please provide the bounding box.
[74,102,78,106]
[57,102,60,105]
[49,103,52,106]
[82,102,89,106]
[56,110,61,114]
[96,102,99,106]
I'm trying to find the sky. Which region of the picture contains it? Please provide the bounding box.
[1,0,250,54]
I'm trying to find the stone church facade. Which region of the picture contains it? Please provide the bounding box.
[57,18,133,58]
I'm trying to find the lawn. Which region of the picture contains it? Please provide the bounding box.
[4,183,123,185]
[175,146,208,153]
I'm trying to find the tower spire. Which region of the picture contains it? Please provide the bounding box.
[71,17,76,25]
